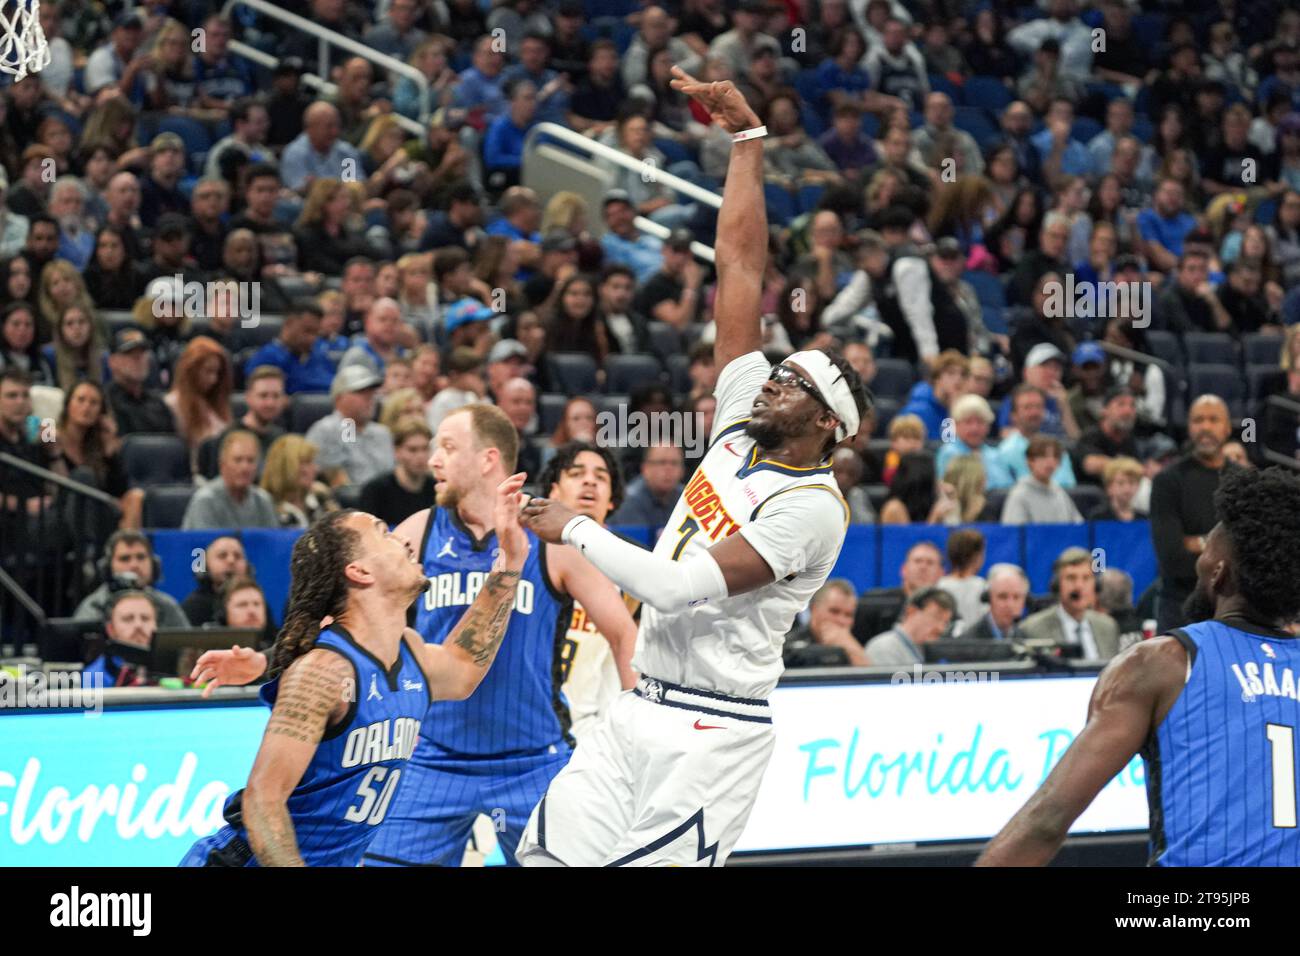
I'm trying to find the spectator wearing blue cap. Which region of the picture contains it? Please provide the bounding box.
[439,296,495,351]
[1066,340,1109,433]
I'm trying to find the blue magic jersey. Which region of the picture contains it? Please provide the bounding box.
[413,506,573,754]
[1144,619,1300,866]
[180,627,430,867]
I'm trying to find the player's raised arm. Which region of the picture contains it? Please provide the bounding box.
[669,66,765,370]
[243,648,354,867]
[420,474,530,700]
[976,637,1187,866]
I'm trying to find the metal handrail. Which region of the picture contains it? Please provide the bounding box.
[1266,392,1300,416]
[1094,339,1175,374]
[221,0,432,124]
[0,453,122,513]
[525,122,723,209]
[633,215,716,263]
[1263,449,1300,471]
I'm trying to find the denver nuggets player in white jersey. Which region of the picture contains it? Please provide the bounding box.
[514,67,872,867]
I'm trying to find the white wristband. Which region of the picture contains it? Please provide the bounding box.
[732,125,768,143]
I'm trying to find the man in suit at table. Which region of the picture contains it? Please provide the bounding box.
[1018,547,1120,661]
[963,563,1030,642]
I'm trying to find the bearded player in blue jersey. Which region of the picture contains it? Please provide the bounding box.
[180,472,529,867]
[979,467,1300,866]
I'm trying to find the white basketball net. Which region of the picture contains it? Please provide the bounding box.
[0,0,50,81]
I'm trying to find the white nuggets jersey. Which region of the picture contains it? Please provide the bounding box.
[634,351,850,700]
[559,593,637,741]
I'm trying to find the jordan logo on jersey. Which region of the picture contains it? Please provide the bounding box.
[437,539,458,559]
[367,674,382,701]
[682,470,741,541]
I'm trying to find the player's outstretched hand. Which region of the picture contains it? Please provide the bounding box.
[519,496,579,545]
[191,644,267,698]
[669,65,761,134]
[494,472,531,572]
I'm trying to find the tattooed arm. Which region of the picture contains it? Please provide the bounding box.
[421,473,531,701]
[243,649,354,867]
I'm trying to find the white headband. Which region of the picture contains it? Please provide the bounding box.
[784,350,861,445]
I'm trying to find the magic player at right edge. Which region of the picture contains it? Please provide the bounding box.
[514,66,872,867]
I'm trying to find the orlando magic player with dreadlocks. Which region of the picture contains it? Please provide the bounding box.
[180,473,529,867]
[191,405,639,866]
[979,467,1300,866]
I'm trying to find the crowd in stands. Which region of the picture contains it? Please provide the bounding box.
[3,0,1300,668]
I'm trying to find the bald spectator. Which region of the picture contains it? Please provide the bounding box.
[1150,395,1238,631]
[609,442,684,528]
[963,564,1030,641]
[627,5,702,89]
[498,377,541,481]
[181,535,250,626]
[338,298,409,378]
[784,579,869,667]
[280,102,364,195]
[791,210,854,301]
[181,430,280,529]
[305,365,395,488]
[853,540,944,642]
[912,92,984,175]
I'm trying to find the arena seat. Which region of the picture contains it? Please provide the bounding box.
[1248,365,1281,402]
[605,353,664,393]
[963,269,1006,309]
[538,393,568,434]
[289,392,335,434]
[1242,332,1283,367]
[872,396,900,435]
[763,182,798,226]
[963,76,1013,112]
[1144,330,1184,370]
[1187,363,1247,419]
[871,358,917,400]
[121,434,192,487]
[665,353,691,393]
[143,484,196,529]
[1183,332,1238,367]
[547,352,599,394]
[645,320,682,363]
[1068,484,1105,518]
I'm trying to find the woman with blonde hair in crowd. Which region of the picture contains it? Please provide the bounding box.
[378,386,425,432]
[927,175,995,251]
[294,178,375,275]
[394,35,458,121]
[38,260,99,341]
[80,96,150,171]
[939,453,998,525]
[140,17,198,113]
[542,191,601,271]
[260,434,338,527]
[359,114,418,197]
[42,305,105,393]
[165,336,233,468]
[473,235,525,314]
